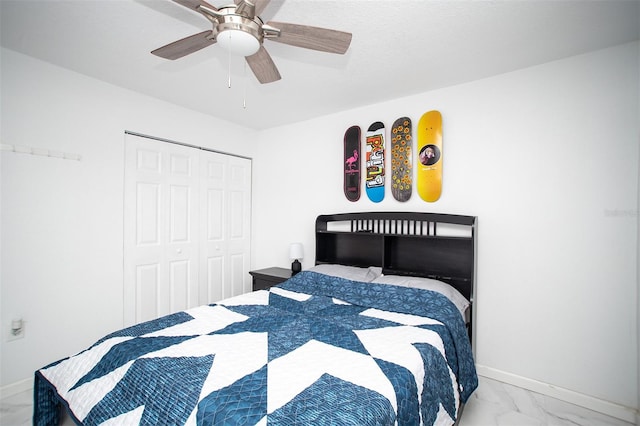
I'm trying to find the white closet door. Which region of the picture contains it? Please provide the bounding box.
[199,150,252,303]
[124,134,252,326]
[226,155,252,297]
[124,134,200,326]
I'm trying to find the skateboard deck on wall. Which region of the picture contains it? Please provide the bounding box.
[390,116,412,202]
[417,110,443,202]
[344,125,361,202]
[365,121,385,203]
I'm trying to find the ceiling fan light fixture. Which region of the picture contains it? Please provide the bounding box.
[152,0,353,84]
[217,29,260,56]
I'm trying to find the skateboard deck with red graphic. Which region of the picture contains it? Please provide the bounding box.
[417,110,443,202]
[390,116,412,202]
[365,121,385,203]
[344,125,361,202]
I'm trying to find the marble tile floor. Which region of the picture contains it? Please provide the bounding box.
[458,377,634,426]
[0,376,634,426]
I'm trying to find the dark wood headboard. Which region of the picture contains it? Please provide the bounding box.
[315,212,477,344]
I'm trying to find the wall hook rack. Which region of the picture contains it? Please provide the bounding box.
[1,143,82,161]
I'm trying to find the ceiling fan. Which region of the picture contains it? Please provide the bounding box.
[151,0,353,84]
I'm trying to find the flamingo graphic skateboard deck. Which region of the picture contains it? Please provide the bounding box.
[365,121,385,203]
[390,117,412,202]
[417,110,443,202]
[344,125,361,202]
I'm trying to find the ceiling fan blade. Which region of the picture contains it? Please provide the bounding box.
[245,46,281,84]
[151,30,215,60]
[234,0,270,17]
[254,0,271,16]
[173,0,218,13]
[266,21,352,54]
[234,0,255,18]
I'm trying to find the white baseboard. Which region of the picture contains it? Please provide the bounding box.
[0,378,32,400]
[476,364,638,424]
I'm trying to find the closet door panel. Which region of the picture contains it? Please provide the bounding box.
[135,263,160,323]
[204,256,224,303]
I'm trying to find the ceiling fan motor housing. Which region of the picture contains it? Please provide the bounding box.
[201,5,264,56]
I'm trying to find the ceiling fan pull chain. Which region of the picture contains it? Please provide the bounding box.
[227,33,232,89]
[243,61,247,109]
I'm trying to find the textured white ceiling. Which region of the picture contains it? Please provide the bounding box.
[1,0,638,130]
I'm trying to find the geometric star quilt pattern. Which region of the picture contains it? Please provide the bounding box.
[34,271,477,426]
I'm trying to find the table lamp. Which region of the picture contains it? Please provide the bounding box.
[289,242,303,274]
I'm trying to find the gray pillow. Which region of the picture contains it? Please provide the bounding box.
[308,264,382,282]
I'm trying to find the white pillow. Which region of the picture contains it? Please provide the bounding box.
[371,275,470,316]
[309,264,382,282]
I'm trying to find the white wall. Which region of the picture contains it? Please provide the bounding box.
[253,42,639,416]
[0,48,256,387]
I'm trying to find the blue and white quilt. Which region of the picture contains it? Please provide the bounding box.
[34,271,477,425]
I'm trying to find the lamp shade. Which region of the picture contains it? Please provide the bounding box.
[289,242,304,260]
[217,29,260,57]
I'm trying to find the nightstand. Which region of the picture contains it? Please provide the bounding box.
[249,267,293,291]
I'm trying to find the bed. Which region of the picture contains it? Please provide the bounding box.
[34,211,478,425]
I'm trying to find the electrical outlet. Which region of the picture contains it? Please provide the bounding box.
[7,318,25,342]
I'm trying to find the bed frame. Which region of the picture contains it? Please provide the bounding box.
[315,211,477,347]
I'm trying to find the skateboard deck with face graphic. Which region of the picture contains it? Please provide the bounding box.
[390,116,412,202]
[417,110,442,202]
[344,125,361,202]
[365,121,385,203]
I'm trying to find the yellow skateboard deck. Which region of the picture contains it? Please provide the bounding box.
[416,110,442,202]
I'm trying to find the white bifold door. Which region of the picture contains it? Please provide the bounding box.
[124,133,251,326]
